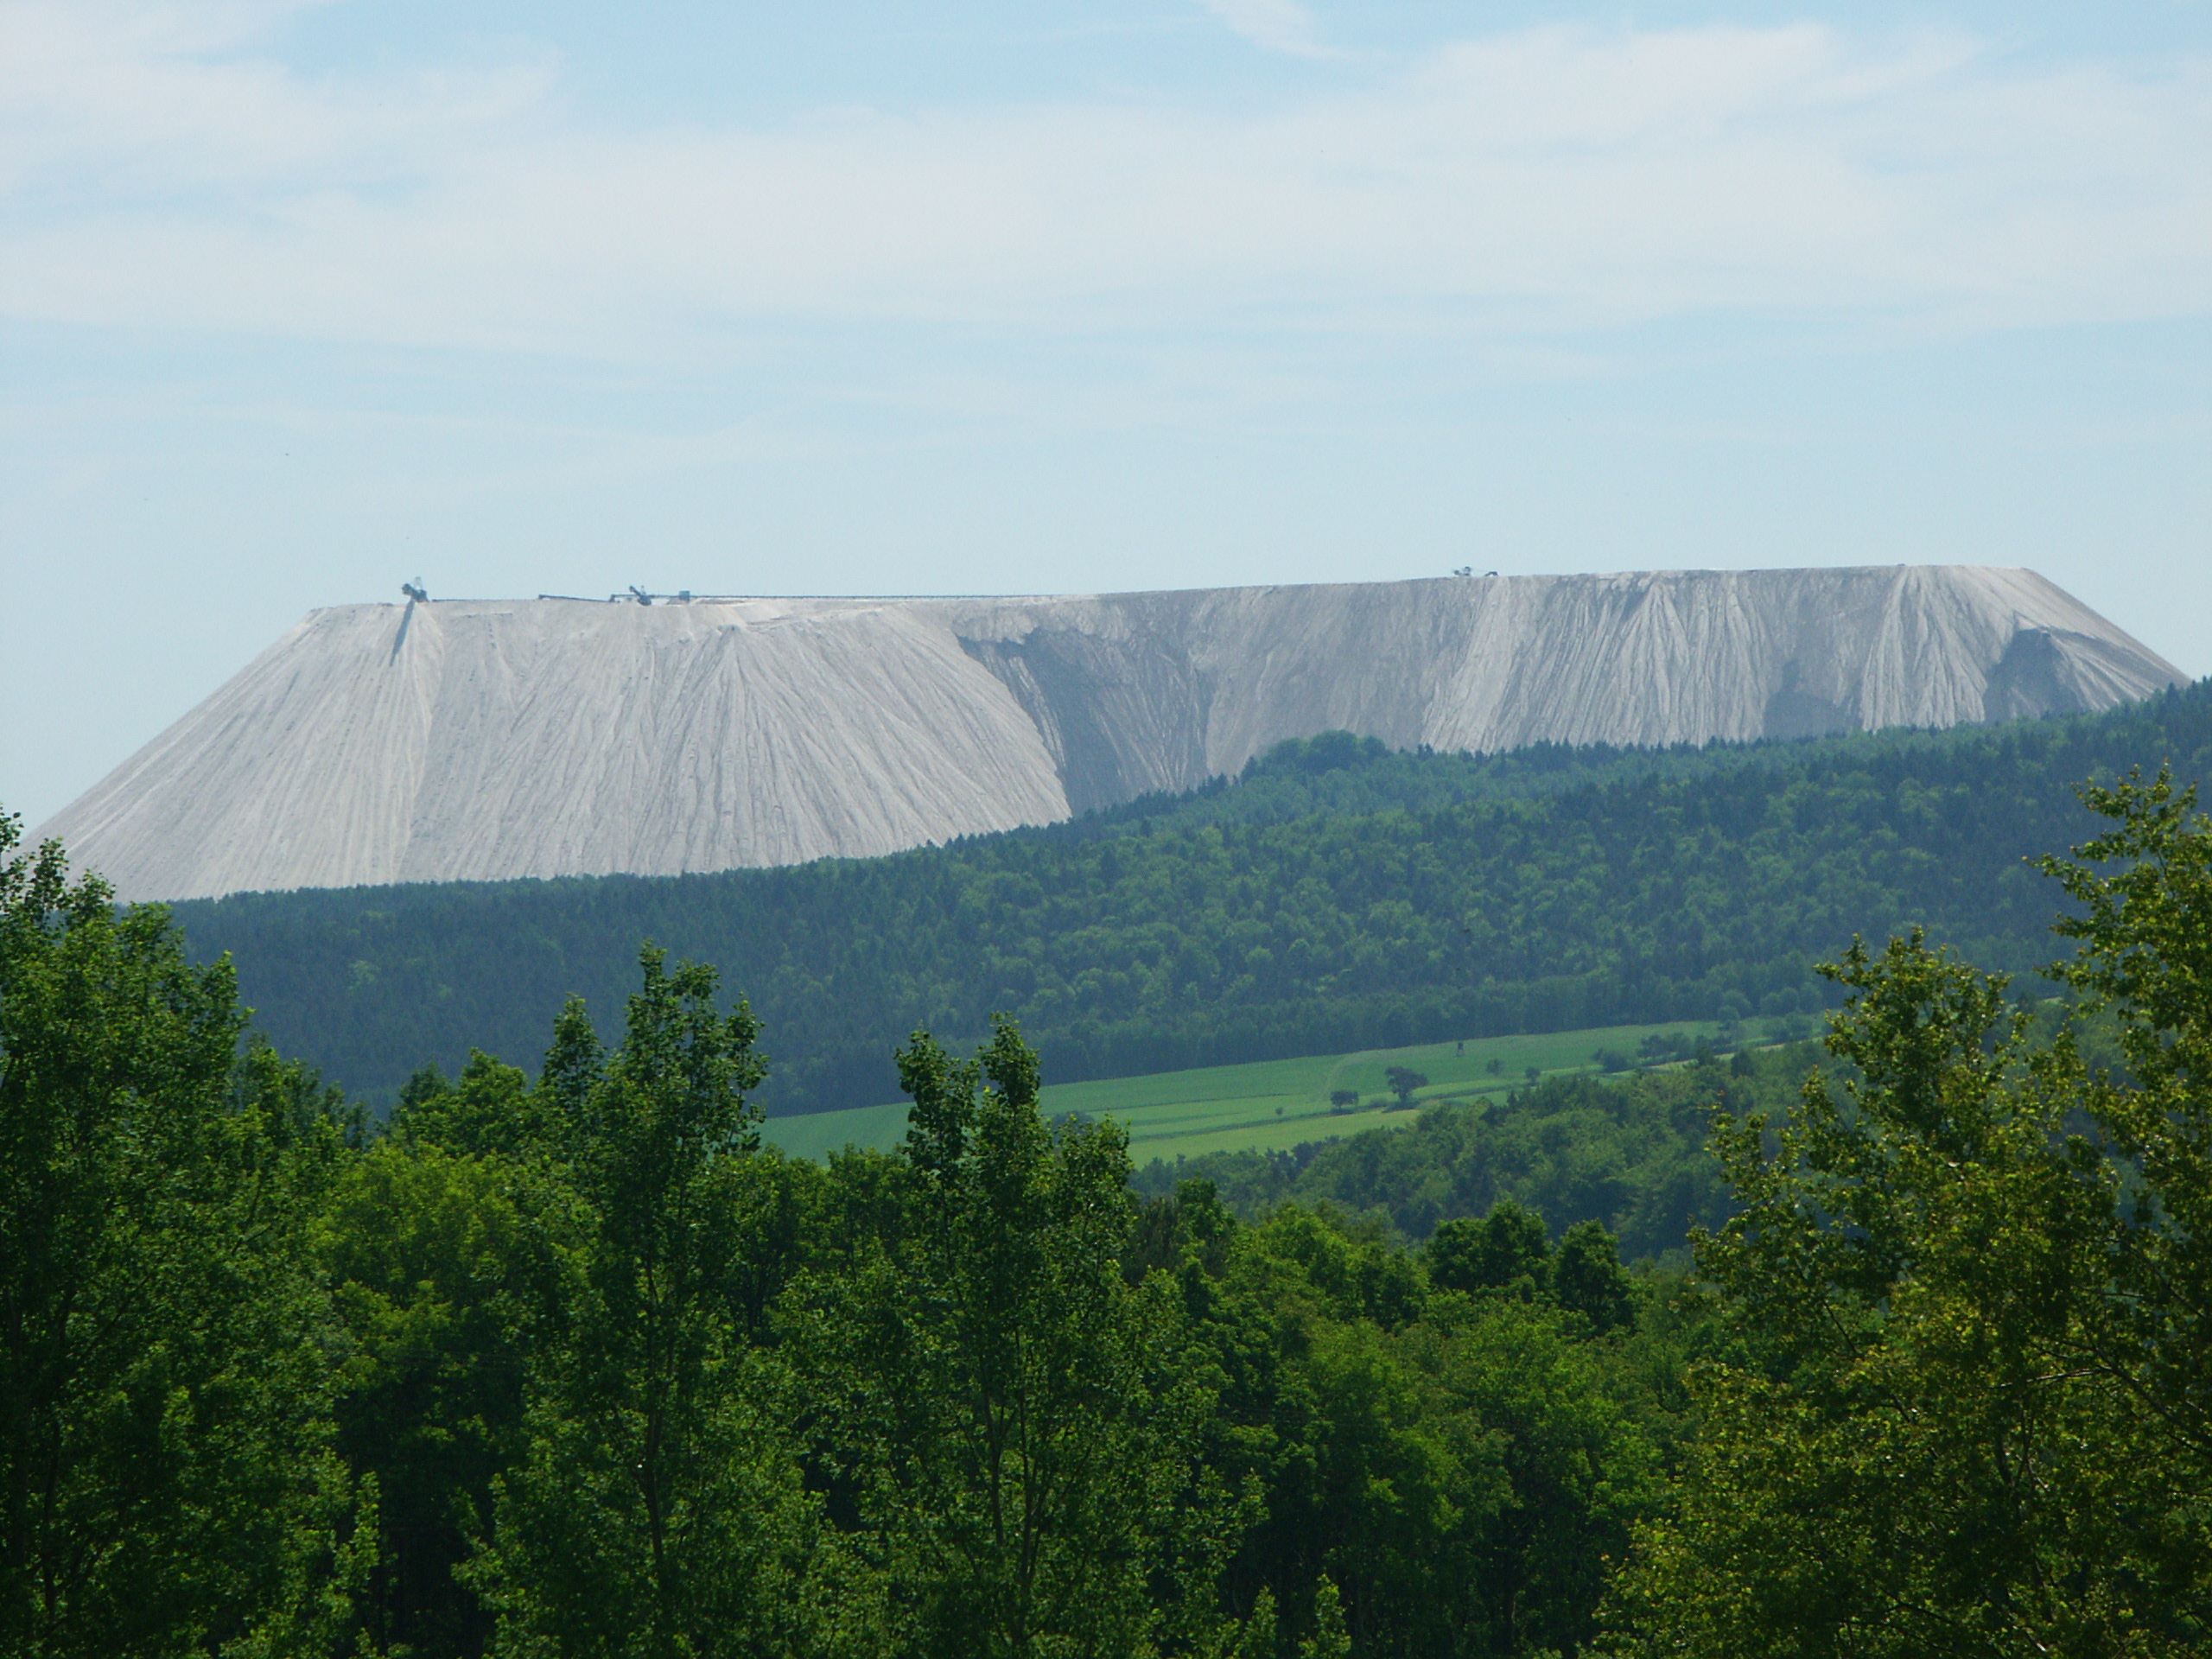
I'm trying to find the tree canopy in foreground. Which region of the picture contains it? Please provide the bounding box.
[3,768,2209,1655]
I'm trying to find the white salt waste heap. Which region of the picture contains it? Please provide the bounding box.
[38,567,2185,902]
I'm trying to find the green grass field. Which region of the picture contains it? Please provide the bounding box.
[762,1014,1801,1164]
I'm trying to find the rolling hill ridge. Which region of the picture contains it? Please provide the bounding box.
[159,682,2212,1116]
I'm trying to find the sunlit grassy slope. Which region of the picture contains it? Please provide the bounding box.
[761,1014,1797,1163]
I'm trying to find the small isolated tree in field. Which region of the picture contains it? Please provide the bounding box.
[1329,1088,1359,1111]
[1384,1066,1427,1107]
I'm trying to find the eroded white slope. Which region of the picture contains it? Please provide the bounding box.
[43,598,1070,900]
[37,567,2183,900]
[936,567,2181,807]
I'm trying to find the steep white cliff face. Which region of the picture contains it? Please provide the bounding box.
[37,568,2183,901]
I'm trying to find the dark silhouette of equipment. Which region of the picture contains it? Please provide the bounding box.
[401,580,429,603]
[563,588,697,605]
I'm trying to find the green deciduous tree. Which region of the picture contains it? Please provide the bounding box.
[1427,1203,1550,1297]
[473,948,847,1659]
[794,1018,1242,1658]
[1550,1222,1634,1335]
[0,816,362,1658]
[1403,1295,1657,1656]
[320,1135,579,1656]
[1612,771,2212,1656]
[1186,1193,1657,1658]
[2039,770,2212,1486]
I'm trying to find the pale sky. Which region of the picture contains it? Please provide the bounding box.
[4,0,2209,828]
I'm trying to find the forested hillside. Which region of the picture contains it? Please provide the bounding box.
[9,772,2210,1656]
[1134,1042,1825,1263]
[173,683,2212,1113]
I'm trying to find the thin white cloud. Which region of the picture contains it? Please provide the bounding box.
[1198,0,1340,60]
[0,0,550,197]
[0,7,2205,356]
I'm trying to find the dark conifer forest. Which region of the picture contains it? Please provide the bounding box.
[7,706,2212,1654]
[168,682,2212,1117]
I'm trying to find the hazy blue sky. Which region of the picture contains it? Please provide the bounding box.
[4,0,2208,827]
